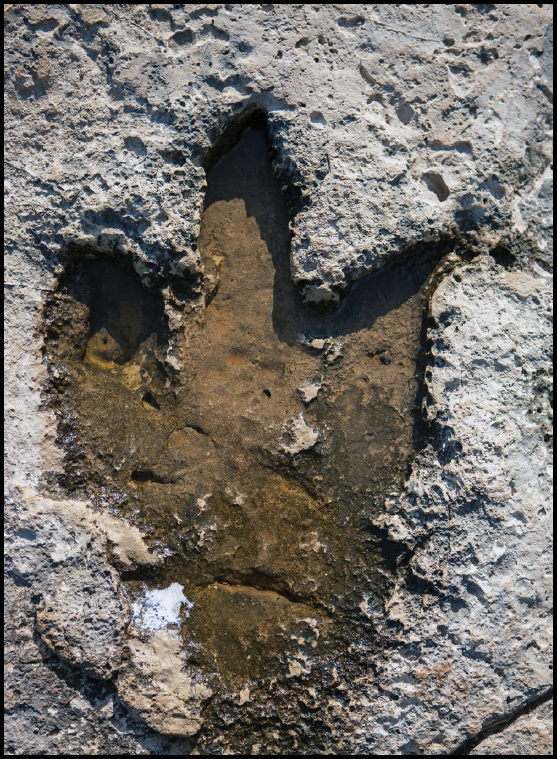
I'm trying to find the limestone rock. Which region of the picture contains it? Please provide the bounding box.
[117,629,213,737]
[101,512,163,571]
[297,381,321,405]
[365,262,553,754]
[6,490,158,679]
[469,700,553,755]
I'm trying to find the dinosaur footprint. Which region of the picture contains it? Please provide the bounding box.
[45,115,446,735]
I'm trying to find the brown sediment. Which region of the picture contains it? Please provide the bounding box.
[43,116,451,748]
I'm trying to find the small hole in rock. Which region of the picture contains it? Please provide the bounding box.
[490,245,517,268]
[142,392,160,410]
[422,172,450,202]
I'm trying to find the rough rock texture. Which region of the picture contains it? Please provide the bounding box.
[469,699,553,755]
[356,261,553,754]
[5,489,162,678]
[118,628,213,737]
[4,4,553,756]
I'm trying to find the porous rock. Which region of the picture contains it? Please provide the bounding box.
[6,489,159,679]
[469,700,553,755]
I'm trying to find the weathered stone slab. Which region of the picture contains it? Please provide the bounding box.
[4,3,552,755]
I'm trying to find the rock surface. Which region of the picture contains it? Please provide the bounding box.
[5,489,152,680]
[4,3,553,756]
[118,628,213,738]
[355,261,553,755]
[469,699,553,755]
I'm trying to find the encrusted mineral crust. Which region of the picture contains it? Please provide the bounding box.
[4,3,553,756]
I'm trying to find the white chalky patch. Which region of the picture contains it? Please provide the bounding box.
[297,381,321,404]
[299,335,326,350]
[280,413,319,455]
[238,686,250,705]
[131,582,192,631]
[286,652,311,678]
[196,493,212,511]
